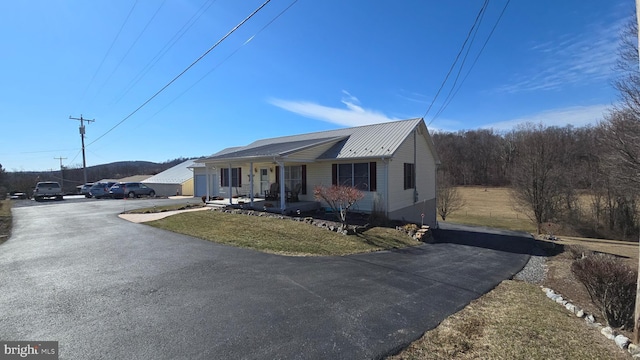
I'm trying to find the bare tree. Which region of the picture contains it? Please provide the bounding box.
[509,124,566,234]
[313,185,364,229]
[437,169,465,221]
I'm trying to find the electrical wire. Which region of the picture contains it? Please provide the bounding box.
[430,1,488,121]
[87,0,273,147]
[112,0,218,106]
[93,0,167,99]
[421,0,490,120]
[133,0,299,129]
[79,0,138,105]
[428,0,511,126]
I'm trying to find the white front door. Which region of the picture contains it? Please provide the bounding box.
[260,168,269,196]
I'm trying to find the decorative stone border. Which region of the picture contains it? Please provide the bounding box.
[210,207,433,241]
[541,287,640,357]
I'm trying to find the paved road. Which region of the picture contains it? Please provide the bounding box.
[1,199,535,359]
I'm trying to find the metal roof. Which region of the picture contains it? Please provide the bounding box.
[142,160,196,184]
[198,118,426,163]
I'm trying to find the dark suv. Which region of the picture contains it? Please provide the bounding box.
[89,182,117,199]
[109,182,156,199]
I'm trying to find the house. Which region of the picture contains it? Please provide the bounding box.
[142,160,196,197]
[193,118,440,226]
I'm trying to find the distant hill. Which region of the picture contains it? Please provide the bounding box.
[5,158,195,194]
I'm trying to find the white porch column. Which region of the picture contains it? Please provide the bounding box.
[278,162,285,212]
[249,161,254,206]
[228,163,233,205]
[205,165,210,202]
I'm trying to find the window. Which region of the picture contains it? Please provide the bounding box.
[221,168,241,187]
[284,165,302,192]
[333,162,375,191]
[404,163,415,189]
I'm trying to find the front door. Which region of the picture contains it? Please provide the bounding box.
[259,168,269,196]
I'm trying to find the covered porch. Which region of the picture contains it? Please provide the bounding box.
[204,195,320,214]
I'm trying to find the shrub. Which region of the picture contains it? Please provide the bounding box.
[571,253,636,329]
[564,244,592,260]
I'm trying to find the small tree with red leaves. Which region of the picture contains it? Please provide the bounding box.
[313,184,364,228]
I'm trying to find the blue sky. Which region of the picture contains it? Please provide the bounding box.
[0,0,630,171]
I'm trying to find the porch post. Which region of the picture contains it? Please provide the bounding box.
[205,165,210,202]
[278,161,285,212]
[228,163,232,205]
[249,161,254,206]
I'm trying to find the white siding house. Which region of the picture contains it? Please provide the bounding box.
[194,118,440,226]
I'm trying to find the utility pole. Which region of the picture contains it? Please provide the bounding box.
[54,156,67,192]
[69,115,95,185]
[634,0,640,345]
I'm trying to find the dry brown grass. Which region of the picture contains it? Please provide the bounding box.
[389,281,630,360]
[443,186,536,233]
[0,200,12,244]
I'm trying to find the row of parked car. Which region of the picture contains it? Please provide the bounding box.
[82,181,156,199]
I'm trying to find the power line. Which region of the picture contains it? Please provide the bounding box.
[93,0,166,99]
[87,0,273,147]
[112,0,218,106]
[421,0,490,121]
[430,1,489,121]
[131,0,300,129]
[429,0,511,126]
[80,0,138,105]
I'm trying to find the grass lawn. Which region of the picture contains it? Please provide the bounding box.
[147,210,420,256]
[390,280,630,360]
[0,200,12,245]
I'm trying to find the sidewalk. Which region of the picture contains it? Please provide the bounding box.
[118,206,210,223]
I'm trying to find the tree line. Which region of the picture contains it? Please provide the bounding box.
[434,17,640,241]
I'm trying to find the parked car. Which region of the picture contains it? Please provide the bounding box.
[33,181,63,201]
[80,183,94,197]
[109,182,156,199]
[89,182,117,199]
[8,191,28,200]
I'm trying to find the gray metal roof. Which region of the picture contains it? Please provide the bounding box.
[198,118,425,163]
[142,160,196,184]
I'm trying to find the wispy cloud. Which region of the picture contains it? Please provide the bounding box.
[268,91,399,127]
[481,104,610,131]
[498,18,625,93]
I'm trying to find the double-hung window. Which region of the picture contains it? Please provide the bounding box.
[333,162,376,191]
[221,168,241,187]
[404,163,415,189]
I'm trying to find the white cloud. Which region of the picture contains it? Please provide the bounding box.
[498,18,624,93]
[481,104,610,131]
[268,92,399,127]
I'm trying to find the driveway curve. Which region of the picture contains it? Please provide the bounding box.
[0,199,535,359]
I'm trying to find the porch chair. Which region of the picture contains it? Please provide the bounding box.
[265,182,279,201]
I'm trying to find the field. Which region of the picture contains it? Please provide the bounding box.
[443,186,537,233]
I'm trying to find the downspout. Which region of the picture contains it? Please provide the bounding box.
[228,163,232,206]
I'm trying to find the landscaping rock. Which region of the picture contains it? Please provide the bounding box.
[565,303,576,313]
[629,343,640,356]
[615,335,630,349]
[601,326,616,340]
[575,309,584,318]
[586,314,596,323]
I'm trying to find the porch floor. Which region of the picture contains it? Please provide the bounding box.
[205,197,320,214]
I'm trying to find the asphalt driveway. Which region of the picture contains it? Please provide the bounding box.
[0,199,535,359]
